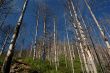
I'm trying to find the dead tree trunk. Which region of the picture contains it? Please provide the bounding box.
[33,16,39,60]
[64,38,68,68]
[18,46,23,58]
[84,0,110,55]
[29,41,33,57]
[0,33,9,56]
[53,17,58,71]
[67,1,89,72]
[76,41,85,73]
[64,14,74,73]
[42,16,46,61]
[87,27,105,73]
[1,0,28,73]
[79,10,105,73]
[67,0,97,73]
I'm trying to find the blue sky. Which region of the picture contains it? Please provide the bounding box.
[4,0,110,49]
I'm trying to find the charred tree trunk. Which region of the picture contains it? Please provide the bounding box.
[1,0,28,73]
[84,0,110,55]
[87,27,105,73]
[67,0,97,72]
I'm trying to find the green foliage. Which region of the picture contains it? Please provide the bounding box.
[21,57,56,73]
[0,55,5,65]
[74,56,82,73]
[58,54,72,73]
[0,59,3,65]
[16,55,83,73]
[97,64,104,73]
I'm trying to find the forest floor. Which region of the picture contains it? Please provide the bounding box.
[0,55,82,73]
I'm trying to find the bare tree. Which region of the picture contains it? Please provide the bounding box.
[64,13,74,73]
[33,13,39,60]
[84,0,110,55]
[0,24,14,56]
[66,0,98,72]
[1,0,28,72]
[53,17,58,71]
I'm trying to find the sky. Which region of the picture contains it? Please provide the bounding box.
[5,0,66,49]
[3,0,110,49]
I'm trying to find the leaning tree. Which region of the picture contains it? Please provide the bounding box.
[1,0,28,73]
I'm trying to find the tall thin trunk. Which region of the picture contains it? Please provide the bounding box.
[90,23,109,72]
[71,44,75,59]
[49,42,52,65]
[33,16,39,60]
[87,28,105,73]
[84,0,110,55]
[76,41,84,73]
[79,10,105,73]
[42,16,46,61]
[0,33,9,56]
[18,46,23,58]
[67,0,97,73]
[29,41,34,57]
[64,38,68,68]
[67,0,89,72]
[1,0,28,73]
[64,14,74,73]
[53,17,58,71]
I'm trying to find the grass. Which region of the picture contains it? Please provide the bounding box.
[20,57,56,73]
[0,55,83,73]
[74,56,82,73]
[58,55,72,73]
[18,56,73,73]
[0,55,5,66]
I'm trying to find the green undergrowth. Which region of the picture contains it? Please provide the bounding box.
[0,55,5,65]
[18,56,75,73]
[0,54,83,73]
[58,55,72,73]
[73,56,82,73]
[20,57,57,73]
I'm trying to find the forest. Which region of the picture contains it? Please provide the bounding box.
[0,0,110,73]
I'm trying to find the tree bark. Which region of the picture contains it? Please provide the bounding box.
[42,16,46,61]
[33,16,39,60]
[53,17,58,71]
[64,13,74,73]
[84,0,110,55]
[1,0,28,73]
[67,0,97,72]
